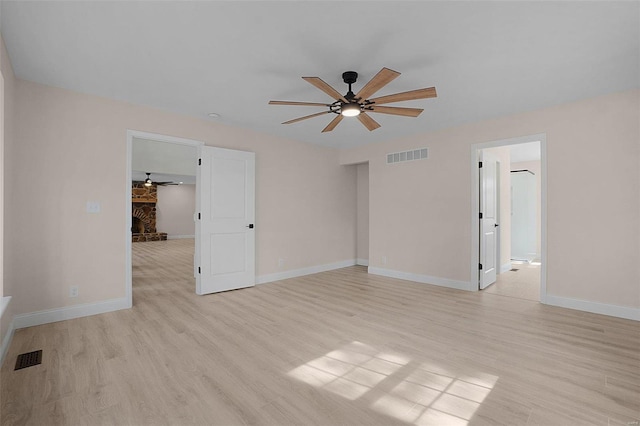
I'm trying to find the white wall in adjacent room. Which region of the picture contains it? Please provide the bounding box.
[157,184,196,238]
[511,160,542,258]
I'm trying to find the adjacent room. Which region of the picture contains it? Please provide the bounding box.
[480,141,542,302]
[0,2,638,425]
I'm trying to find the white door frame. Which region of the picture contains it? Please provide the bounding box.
[470,133,547,303]
[495,160,501,275]
[125,130,204,307]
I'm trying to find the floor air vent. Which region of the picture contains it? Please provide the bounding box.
[14,350,42,370]
[510,268,519,272]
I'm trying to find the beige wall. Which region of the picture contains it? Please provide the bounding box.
[341,90,640,309]
[156,184,196,237]
[1,35,16,351]
[1,27,638,329]
[0,55,4,300]
[356,163,369,263]
[5,77,357,317]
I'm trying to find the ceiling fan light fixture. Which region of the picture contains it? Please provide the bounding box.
[269,67,436,132]
[144,173,153,187]
[341,102,361,117]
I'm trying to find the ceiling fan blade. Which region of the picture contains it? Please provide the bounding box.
[321,115,343,133]
[357,113,381,131]
[368,87,437,105]
[282,111,331,125]
[269,100,330,107]
[355,67,401,101]
[302,77,347,102]
[368,105,424,117]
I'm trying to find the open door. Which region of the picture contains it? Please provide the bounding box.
[479,150,498,289]
[196,146,255,295]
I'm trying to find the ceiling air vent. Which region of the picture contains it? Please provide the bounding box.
[387,148,428,164]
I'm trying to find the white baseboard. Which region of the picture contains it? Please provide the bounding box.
[167,235,195,240]
[545,295,639,321]
[1,296,11,318]
[1,296,15,364]
[257,259,357,285]
[368,267,472,291]
[356,258,369,266]
[500,262,512,273]
[13,297,131,329]
[0,317,15,365]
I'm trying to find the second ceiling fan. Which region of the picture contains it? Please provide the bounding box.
[143,173,179,187]
[269,67,437,133]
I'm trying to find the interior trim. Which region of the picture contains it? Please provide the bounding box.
[257,260,357,285]
[545,294,639,321]
[368,267,471,291]
[12,297,131,330]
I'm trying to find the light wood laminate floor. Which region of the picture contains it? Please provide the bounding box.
[1,239,639,425]
[484,262,540,302]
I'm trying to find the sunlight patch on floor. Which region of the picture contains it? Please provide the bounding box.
[287,341,499,424]
[287,341,404,401]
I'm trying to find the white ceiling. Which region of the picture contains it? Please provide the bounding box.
[2,1,638,149]
[510,141,540,163]
[132,136,197,183]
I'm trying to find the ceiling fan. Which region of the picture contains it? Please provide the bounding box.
[143,173,179,187]
[269,67,437,133]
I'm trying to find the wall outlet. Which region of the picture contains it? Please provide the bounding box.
[86,201,101,214]
[278,258,285,268]
[69,286,79,298]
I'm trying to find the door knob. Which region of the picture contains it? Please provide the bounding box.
[246,224,254,229]
[494,223,499,227]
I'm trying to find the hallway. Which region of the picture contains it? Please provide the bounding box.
[483,262,540,302]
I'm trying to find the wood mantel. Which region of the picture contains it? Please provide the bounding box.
[132,198,157,203]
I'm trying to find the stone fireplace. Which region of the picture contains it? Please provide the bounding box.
[132,182,167,242]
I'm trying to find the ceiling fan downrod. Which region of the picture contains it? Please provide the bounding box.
[342,71,358,101]
[340,71,362,116]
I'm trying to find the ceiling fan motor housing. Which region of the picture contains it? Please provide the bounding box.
[342,71,358,85]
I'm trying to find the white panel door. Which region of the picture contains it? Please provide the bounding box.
[479,151,498,289]
[196,146,255,295]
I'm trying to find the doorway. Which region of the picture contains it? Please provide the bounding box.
[126,131,202,306]
[470,134,546,303]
